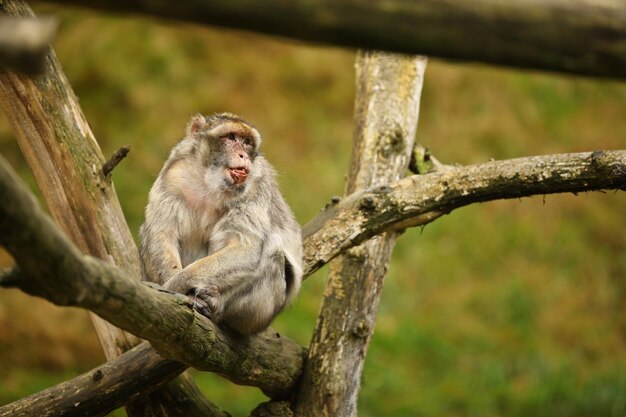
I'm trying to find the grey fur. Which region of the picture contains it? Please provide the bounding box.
[139,113,303,335]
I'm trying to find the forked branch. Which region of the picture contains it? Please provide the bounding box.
[302,150,626,276]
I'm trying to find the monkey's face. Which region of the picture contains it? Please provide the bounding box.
[218,128,257,186]
[186,113,262,194]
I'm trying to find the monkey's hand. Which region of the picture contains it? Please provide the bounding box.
[189,287,221,319]
[163,274,221,320]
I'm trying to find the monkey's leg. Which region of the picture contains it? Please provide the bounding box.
[218,251,288,335]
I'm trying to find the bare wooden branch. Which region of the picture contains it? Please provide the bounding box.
[0,324,229,417]
[0,16,56,74]
[294,51,427,416]
[102,145,130,178]
[0,343,191,417]
[0,153,305,399]
[0,0,141,362]
[38,0,626,79]
[302,150,626,277]
[0,343,230,417]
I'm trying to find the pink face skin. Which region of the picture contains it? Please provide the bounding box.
[222,133,254,185]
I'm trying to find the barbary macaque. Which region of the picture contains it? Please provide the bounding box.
[139,113,303,335]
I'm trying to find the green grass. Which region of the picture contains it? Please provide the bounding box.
[1,5,625,416]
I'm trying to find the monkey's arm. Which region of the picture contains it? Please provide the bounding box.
[162,239,260,294]
[140,231,183,285]
[163,238,289,334]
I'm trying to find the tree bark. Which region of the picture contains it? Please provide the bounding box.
[294,51,427,416]
[39,0,626,79]
[0,340,231,417]
[0,1,221,415]
[0,343,185,417]
[0,0,140,358]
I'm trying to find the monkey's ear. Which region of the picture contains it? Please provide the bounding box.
[186,114,207,136]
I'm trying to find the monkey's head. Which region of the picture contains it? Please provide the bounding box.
[186,113,262,192]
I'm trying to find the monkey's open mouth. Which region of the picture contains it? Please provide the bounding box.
[229,168,248,184]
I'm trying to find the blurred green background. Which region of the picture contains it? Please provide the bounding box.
[1,5,625,417]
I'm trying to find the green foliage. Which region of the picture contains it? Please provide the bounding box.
[1,5,625,417]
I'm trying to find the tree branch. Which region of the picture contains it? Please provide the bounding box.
[0,16,56,74]
[0,343,197,417]
[302,150,626,277]
[0,0,142,361]
[39,0,626,79]
[102,145,130,178]
[0,341,230,417]
[295,51,427,416]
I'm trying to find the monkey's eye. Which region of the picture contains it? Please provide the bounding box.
[243,137,252,146]
[226,133,236,141]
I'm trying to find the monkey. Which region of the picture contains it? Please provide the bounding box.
[139,112,303,336]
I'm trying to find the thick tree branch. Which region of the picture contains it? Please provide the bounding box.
[295,51,427,416]
[0,340,229,417]
[302,150,626,277]
[0,154,306,400]
[40,0,626,79]
[0,16,56,74]
[0,343,193,417]
[0,0,142,362]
